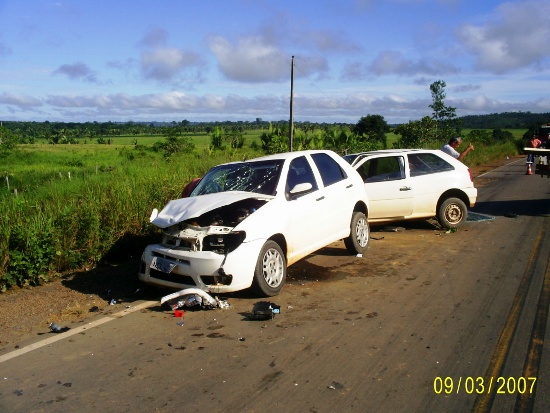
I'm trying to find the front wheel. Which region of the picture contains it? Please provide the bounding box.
[251,240,287,297]
[344,211,369,254]
[437,197,468,229]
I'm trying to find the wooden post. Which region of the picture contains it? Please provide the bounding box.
[289,56,294,152]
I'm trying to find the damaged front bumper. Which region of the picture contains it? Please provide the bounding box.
[138,236,265,294]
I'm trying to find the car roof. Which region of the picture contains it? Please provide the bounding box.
[217,150,341,167]
[347,148,438,156]
[251,149,338,162]
[345,148,466,167]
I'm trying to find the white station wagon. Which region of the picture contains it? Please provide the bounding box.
[344,149,477,229]
[139,150,370,297]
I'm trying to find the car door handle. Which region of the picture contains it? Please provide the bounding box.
[399,186,412,191]
[316,196,325,201]
[346,184,353,188]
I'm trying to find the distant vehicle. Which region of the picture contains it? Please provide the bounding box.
[534,123,550,148]
[139,150,370,297]
[532,124,549,172]
[344,149,477,229]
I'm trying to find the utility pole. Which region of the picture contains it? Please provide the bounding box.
[289,56,294,152]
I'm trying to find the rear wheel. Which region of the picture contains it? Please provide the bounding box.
[344,211,369,254]
[251,240,286,297]
[437,197,468,229]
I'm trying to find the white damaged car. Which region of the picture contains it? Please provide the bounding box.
[138,150,370,296]
[344,149,477,229]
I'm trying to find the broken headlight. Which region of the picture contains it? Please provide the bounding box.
[203,231,246,254]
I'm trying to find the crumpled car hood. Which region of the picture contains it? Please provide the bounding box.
[150,191,274,229]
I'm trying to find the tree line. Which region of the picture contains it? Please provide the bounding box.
[2,80,549,156]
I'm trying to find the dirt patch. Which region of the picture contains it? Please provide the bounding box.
[0,260,144,350]
[0,155,521,351]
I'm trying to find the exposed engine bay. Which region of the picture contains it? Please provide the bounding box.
[160,198,269,253]
[185,197,268,227]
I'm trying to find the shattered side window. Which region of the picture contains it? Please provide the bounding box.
[190,160,284,196]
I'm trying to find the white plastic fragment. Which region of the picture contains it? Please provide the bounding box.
[161,288,219,310]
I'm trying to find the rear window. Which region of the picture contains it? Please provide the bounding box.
[408,153,454,177]
[311,153,347,187]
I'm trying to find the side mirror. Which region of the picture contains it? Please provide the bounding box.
[149,208,159,222]
[289,182,313,195]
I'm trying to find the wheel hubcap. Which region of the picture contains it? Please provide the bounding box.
[445,204,463,223]
[262,248,284,287]
[355,217,369,247]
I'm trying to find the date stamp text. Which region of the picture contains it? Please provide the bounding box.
[433,376,536,395]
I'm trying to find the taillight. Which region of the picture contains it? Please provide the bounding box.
[468,169,474,182]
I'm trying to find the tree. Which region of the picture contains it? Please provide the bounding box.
[429,80,460,142]
[153,136,195,158]
[0,126,18,157]
[394,116,438,148]
[261,122,288,154]
[467,129,492,145]
[210,126,223,149]
[353,115,390,148]
[492,128,514,142]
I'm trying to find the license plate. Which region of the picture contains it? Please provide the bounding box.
[150,257,177,274]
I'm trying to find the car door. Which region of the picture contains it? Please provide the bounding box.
[355,154,413,219]
[284,156,328,264]
[407,152,456,215]
[310,152,354,239]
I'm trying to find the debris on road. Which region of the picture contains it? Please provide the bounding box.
[247,301,281,320]
[48,322,70,333]
[467,212,495,222]
[327,381,344,390]
[380,226,406,232]
[160,288,220,310]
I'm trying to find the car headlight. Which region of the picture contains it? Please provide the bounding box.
[203,231,246,253]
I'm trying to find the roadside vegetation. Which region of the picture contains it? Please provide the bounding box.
[1,81,548,291]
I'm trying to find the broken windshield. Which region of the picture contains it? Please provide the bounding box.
[190,160,284,196]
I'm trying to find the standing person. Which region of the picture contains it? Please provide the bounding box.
[441,136,474,161]
[526,135,541,165]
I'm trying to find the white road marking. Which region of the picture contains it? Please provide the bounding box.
[0,300,157,364]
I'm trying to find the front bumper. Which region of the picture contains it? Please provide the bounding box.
[138,238,266,294]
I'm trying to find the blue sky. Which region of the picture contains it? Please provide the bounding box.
[1,0,549,124]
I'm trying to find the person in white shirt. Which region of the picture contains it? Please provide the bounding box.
[441,136,474,161]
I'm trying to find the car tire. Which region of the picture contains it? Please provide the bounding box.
[437,197,468,229]
[251,240,287,297]
[344,211,369,254]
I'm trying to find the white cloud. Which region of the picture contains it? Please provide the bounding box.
[141,48,202,81]
[208,35,291,82]
[342,51,459,80]
[138,27,169,48]
[0,92,42,107]
[52,62,98,83]
[137,28,205,83]
[457,0,550,73]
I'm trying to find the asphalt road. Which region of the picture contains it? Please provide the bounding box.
[1,158,549,413]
